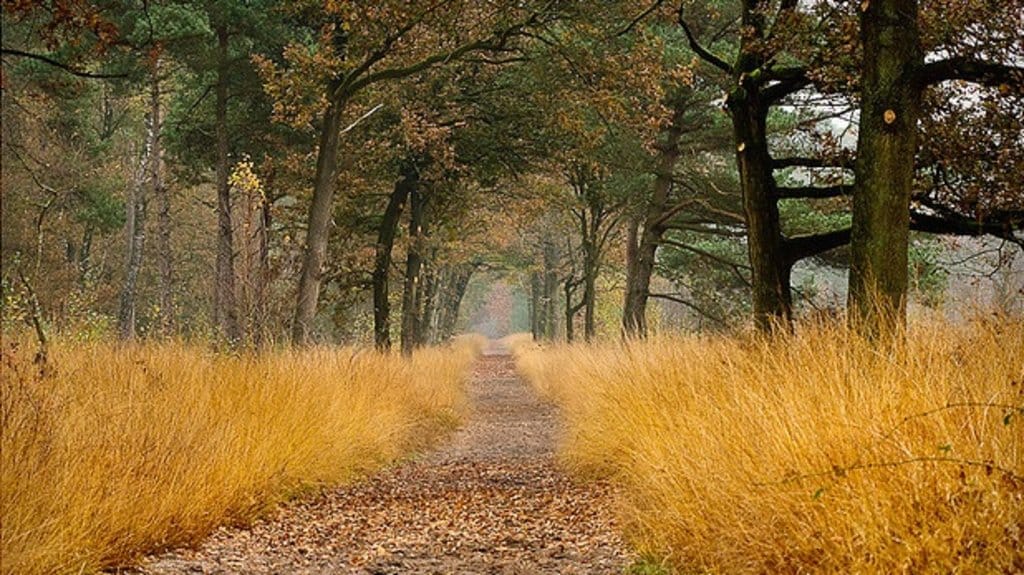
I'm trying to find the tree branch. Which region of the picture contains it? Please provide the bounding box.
[649,292,729,326]
[617,0,666,36]
[772,156,854,170]
[677,9,733,75]
[775,184,853,199]
[910,210,1023,247]
[1,48,126,79]
[783,228,851,263]
[762,75,812,104]
[657,237,751,285]
[914,57,1024,90]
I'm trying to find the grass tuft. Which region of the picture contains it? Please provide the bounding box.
[513,316,1024,574]
[1,336,479,574]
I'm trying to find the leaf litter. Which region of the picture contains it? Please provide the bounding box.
[132,350,631,574]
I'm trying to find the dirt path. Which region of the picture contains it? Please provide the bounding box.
[137,344,631,574]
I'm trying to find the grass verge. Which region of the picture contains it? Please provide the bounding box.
[1,336,481,574]
[513,317,1023,573]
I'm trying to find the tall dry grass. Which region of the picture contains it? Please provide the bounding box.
[1,336,482,575]
[513,317,1024,573]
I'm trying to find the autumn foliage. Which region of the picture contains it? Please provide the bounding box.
[0,336,482,574]
[513,316,1024,573]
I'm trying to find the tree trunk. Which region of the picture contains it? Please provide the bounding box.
[729,88,791,332]
[438,263,473,340]
[564,278,577,343]
[848,0,921,335]
[151,60,173,337]
[118,113,156,340]
[372,167,415,350]
[622,111,685,337]
[78,225,94,287]
[292,86,345,345]
[530,271,542,340]
[415,256,436,346]
[583,270,596,341]
[400,186,427,356]
[582,237,598,341]
[214,26,241,344]
[542,239,558,340]
[423,264,446,344]
[253,167,273,346]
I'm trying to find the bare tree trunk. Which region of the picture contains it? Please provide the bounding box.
[622,110,684,337]
[542,238,558,340]
[400,187,427,356]
[214,26,241,344]
[582,266,597,341]
[848,0,921,336]
[438,263,473,340]
[151,60,174,337]
[234,162,269,346]
[729,93,791,332]
[564,277,578,343]
[118,113,156,340]
[292,84,345,345]
[530,271,542,340]
[253,169,272,346]
[416,258,437,346]
[372,167,415,350]
[78,225,94,287]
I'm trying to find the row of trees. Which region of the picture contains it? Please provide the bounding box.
[2,0,1021,350]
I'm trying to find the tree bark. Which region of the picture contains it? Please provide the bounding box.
[848,0,921,335]
[730,91,792,332]
[372,167,415,350]
[622,110,685,337]
[564,278,576,343]
[415,256,436,345]
[214,26,241,344]
[530,271,542,340]
[583,268,596,341]
[438,263,473,340]
[292,86,345,345]
[582,235,598,342]
[542,238,558,340]
[725,3,793,333]
[400,186,427,356]
[77,225,94,287]
[118,112,156,340]
[151,60,173,337]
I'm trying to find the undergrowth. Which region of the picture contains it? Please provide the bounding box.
[513,316,1024,573]
[0,335,483,574]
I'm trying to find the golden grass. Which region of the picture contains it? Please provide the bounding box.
[513,317,1024,574]
[1,336,481,575]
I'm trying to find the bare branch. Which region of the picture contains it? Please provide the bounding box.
[617,0,666,37]
[338,103,384,136]
[649,292,729,326]
[772,156,854,170]
[1,48,126,79]
[914,57,1024,90]
[783,228,851,263]
[677,9,733,75]
[775,184,853,199]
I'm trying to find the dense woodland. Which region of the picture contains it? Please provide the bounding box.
[2,0,1023,351]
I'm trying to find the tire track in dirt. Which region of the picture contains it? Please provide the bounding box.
[135,343,631,574]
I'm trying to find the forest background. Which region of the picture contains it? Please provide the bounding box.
[2,0,1022,349]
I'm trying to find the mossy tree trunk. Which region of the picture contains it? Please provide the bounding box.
[848,0,922,335]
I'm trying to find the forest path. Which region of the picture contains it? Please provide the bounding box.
[137,342,631,574]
